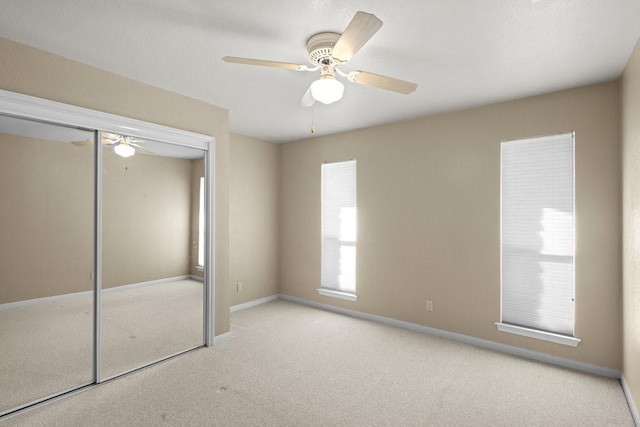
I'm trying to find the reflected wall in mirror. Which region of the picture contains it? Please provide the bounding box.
[0,115,94,414]
[101,135,205,379]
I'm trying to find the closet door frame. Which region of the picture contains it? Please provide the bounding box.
[0,88,215,401]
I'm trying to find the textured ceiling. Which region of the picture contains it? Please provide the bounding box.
[0,0,638,143]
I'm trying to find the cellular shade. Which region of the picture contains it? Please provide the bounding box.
[321,160,357,294]
[501,133,574,336]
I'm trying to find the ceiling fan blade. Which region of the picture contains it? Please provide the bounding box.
[129,142,155,155]
[101,132,121,145]
[331,11,383,63]
[71,137,115,146]
[70,139,92,147]
[348,71,417,94]
[223,56,307,71]
[298,84,316,108]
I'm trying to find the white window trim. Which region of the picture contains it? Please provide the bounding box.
[317,288,358,302]
[495,322,581,347]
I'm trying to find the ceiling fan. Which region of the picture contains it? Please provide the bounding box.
[71,132,154,158]
[223,11,417,107]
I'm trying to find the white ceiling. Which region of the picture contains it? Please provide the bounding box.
[0,0,638,143]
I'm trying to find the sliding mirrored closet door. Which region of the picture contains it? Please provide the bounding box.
[100,135,206,379]
[0,115,95,413]
[0,89,213,417]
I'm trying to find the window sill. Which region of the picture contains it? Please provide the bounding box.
[317,288,358,302]
[196,265,204,272]
[495,322,580,347]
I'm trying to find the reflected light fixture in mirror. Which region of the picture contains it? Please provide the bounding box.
[310,75,344,104]
[114,142,135,158]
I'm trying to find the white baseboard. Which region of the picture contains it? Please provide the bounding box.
[198,292,626,381]
[102,275,193,294]
[230,294,280,313]
[213,331,232,345]
[190,275,204,282]
[0,275,194,311]
[0,289,92,311]
[622,374,640,426]
[278,293,621,379]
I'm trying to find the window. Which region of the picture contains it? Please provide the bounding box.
[497,132,580,347]
[319,160,357,301]
[198,176,205,268]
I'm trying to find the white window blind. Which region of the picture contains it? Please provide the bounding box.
[321,160,357,295]
[501,133,574,337]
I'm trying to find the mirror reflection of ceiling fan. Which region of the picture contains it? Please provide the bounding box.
[70,132,154,158]
[223,11,417,107]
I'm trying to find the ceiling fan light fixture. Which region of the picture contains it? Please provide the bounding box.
[310,76,344,104]
[114,142,135,158]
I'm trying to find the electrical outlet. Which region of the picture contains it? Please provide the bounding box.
[426,300,433,312]
[237,282,243,292]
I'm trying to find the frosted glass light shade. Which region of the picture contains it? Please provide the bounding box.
[114,143,135,158]
[310,77,344,104]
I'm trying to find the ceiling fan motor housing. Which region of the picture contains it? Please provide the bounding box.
[307,32,341,65]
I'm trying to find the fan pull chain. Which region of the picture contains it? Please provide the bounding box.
[311,106,315,133]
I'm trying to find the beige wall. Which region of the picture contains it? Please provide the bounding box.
[0,37,231,335]
[280,81,622,369]
[230,133,280,306]
[622,38,640,415]
[102,149,194,289]
[0,135,93,303]
[0,34,628,374]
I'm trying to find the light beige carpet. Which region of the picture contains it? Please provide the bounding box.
[0,279,203,414]
[3,299,635,426]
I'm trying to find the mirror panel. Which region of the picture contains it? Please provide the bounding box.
[0,115,95,413]
[101,135,205,379]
